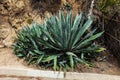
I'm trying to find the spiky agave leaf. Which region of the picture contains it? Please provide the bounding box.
[13,10,105,71]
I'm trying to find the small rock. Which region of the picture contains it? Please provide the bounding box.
[16,1,25,9]
[97,56,107,62]
[100,68,105,71]
[0,44,5,48]
[108,64,113,68]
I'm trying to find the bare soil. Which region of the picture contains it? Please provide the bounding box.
[0,48,38,69]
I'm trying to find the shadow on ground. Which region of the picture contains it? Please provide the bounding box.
[30,0,61,15]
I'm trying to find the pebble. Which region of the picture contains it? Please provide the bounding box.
[0,44,5,48]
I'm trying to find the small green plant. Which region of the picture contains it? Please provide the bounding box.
[27,18,33,24]
[13,11,105,71]
[98,0,120,13]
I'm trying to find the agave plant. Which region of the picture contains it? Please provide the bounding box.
[13,11,105,71]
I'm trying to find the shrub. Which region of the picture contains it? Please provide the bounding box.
[13,11,104,71]
[98,0,120,13]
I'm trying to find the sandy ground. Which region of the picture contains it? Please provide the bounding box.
[0,48,38,69]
